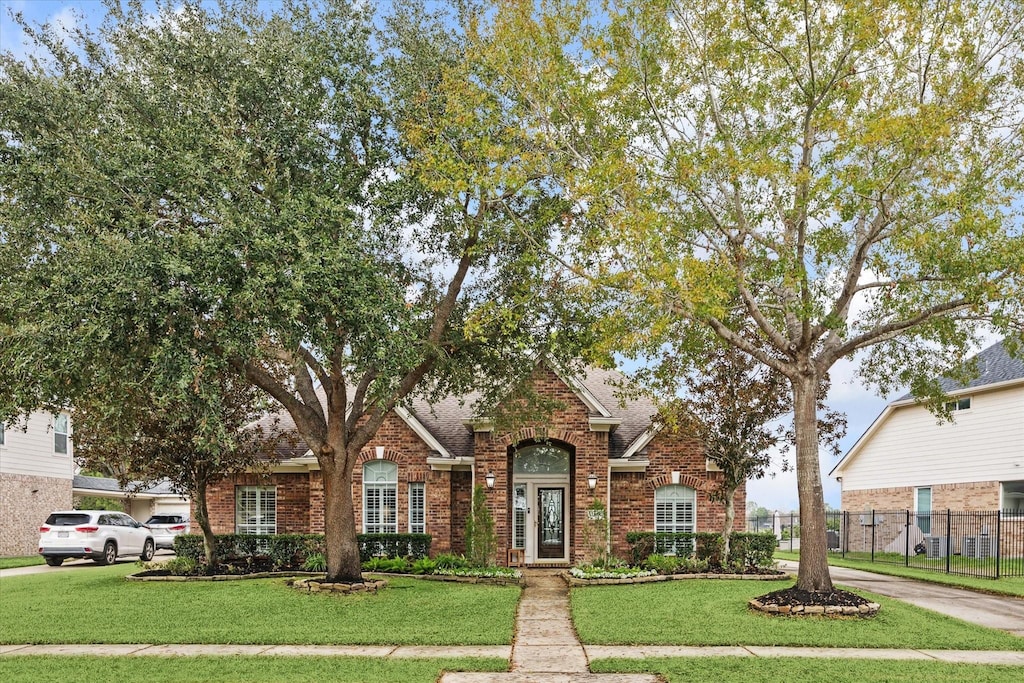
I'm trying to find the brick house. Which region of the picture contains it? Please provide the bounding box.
[831,339,1024,515]
[205,364,744,566]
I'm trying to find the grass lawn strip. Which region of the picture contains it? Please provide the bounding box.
[591,656,1024,683]
[0,656,506,683]
[571,579,1024,650]
[0,557,43,570]
[774,550,1024,598]
[0,565,518,645]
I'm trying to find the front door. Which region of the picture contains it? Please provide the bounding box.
[537,487,565,559]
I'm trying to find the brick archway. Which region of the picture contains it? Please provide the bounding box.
[500,427,580,448]
[356,448,406,465]
[647,473,713,493]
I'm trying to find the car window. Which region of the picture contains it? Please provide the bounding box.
[117,514,137,527]
[98,514,114,526]
[146,515,183,524]
[45,513,91,526]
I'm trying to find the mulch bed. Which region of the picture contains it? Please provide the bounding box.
[749,586,881,617]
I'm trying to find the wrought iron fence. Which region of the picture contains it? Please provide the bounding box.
[748,509,1024,578]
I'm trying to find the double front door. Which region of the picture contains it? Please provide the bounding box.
[513,482,567,564]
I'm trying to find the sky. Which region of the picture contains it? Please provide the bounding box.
[0,1,998,513]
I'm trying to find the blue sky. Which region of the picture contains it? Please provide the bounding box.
[1,1,982,513]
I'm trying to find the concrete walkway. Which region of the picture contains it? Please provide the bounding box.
[777,559,1024,638]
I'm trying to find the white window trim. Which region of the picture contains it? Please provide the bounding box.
[408,481,425,534]
[916,486,932,535]
[363,460,398,534]
[944,396,972,412]
[235,485,277,534]
[654,485,697,534]
[53,413,69,455]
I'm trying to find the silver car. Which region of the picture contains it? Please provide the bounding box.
[38,510,155,566]
[144,514,190,550]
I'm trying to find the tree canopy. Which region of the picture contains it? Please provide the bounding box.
[482,0,1024,593]
[0,0,581,582]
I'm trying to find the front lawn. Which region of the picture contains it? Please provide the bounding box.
[571,579,1024,650]
[0,557,43,570]
[591,657,1024,683]
[775,550,1024,598]
[0,656,507,683]
[0,565,519,645]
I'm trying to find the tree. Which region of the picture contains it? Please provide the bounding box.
[72,371,280,565]
[657,343,789,561]
[482,0,1024,595]
[0,0,575,583]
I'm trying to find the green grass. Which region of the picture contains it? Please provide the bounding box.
[0,656,507,683]
[0,557,43,570]
[591,657,1024,683]
[775,550,1024,598]
[0,565,519,645]
[571,579,1024,650]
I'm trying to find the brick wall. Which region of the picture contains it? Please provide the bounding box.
[608,429,744,559]
[203,472,310,534]
[842,481,1002,513]
[0,473,72,556]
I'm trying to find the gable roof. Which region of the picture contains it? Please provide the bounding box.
[72,474,183,499]
[831,339,1024,477]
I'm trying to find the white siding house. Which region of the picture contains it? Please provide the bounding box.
[0,411,75,556]
[831,340,1024,513]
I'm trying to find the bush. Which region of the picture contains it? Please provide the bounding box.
[465,485,497,568]
[411,557,437,574]
[173,532,431,570]
[626,531,777,570]
[434,553,469,570]
[302,552,327,572]
[164,556,199,576]
[644,553,679,574]
[363,557,411,573]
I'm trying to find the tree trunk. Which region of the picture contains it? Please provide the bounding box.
[792,372,833,592]
[322,453,363,583]
[194,479,218,566]
[721,487,736,565]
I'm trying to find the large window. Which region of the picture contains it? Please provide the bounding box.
[655,485,696,533]
[409,482,425,534]
[364,460,398,534]
[53,413,69,454]
[236,486,276,534]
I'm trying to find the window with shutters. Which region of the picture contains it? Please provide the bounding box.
[655,485,696,554]
[364,460,398,533]
[409,482,425,533]
[236,486,276,534]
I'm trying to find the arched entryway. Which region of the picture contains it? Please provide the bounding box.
[509,443,572,564]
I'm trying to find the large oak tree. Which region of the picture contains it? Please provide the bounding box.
[483,0,1024,593]
[0,0,579,582]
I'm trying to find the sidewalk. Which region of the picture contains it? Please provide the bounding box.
[776,559,1024,638]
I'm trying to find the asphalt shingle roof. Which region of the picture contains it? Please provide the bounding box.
[898,339,1024,400]
[72,474,179,496]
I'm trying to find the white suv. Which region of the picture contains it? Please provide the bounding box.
[38,511,155,567]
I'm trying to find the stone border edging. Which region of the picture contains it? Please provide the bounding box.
[748,597,881,617]
[125,570,325,582]
[564,571,788,587]
[126,569,523,586]
[291,577,387,594]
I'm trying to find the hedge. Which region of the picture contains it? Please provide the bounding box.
[625,531,776,568]
[173,532,431,568]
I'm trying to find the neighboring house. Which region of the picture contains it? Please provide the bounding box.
[204,364,744,566]
[0,411,75,556]
[72,475,191,522]
[831,339,1024,518]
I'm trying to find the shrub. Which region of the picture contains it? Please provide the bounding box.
[363,557,411,573]
[434,553,469,570]
[644,553,679,574]
[465,485,497,568]
[173,532,430,569]
[627,531,777,570]
[411,557,437,574]
[356,534,432,562]
[164,556,198,576]
[302,553,327,572]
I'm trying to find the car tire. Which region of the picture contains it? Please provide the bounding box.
[97,541,117,565]
[140,539,155,562]
[44,557,64,567]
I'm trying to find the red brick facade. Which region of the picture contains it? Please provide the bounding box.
[203,368,744,565]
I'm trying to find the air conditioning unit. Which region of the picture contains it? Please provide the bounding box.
[925,536,947,559]
[963,536,992,560]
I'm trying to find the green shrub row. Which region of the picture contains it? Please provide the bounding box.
[625,531,776,568]
[173,532,432,567]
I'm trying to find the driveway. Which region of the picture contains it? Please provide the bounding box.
[779,560,1024,637]
[0,550,175,579]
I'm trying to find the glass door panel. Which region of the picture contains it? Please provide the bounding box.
[537,487,564,559]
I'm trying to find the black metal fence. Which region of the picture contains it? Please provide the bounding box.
[747,509,1024,579]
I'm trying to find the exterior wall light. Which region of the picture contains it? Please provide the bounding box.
[485,472,496,489]
[587,473,598,490]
